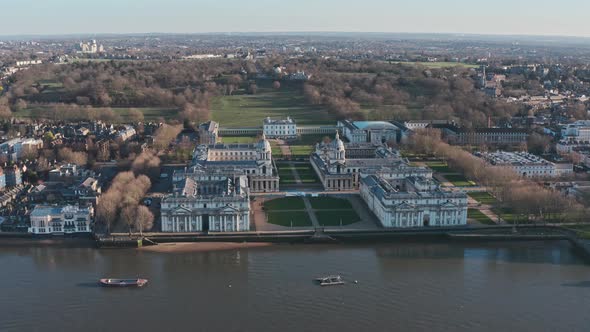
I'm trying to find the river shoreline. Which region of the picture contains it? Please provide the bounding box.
[138,241,274,253]
[1,225,589,261]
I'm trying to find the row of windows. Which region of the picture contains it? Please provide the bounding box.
[212,151,256,156]
[34,226,88,233]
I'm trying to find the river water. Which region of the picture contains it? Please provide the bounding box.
[0,240,588,332]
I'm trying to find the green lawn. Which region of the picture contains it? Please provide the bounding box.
[295,167,319,183]
[290,145,314,157]
[315,210,361,226]
[425,161,452,173]
[267,211,312,227]
[492,207,531,224]
[211,87,336,127]
[467,209,495,225]
[270,141,283,158]
[263,197,306,211]
[309,197,354,210]
[220,136,257,144]
[276,163,319,184]
[468,192,498,205]
[444,174,476,187]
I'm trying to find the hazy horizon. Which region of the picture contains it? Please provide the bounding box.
[2,0,590,38]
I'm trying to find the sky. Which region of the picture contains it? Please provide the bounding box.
[2,0,590,37]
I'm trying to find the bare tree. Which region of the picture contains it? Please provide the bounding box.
[135,205,154,235]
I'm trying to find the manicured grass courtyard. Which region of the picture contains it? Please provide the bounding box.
[492,207,531,224]
[315,210,361,226]
[220,136,257,144]
[443,174,476,187]
[289,145,314,157]
[425,161,452,173]
[263,197,305,211]
[211,87,336,127]
[270,141,283,158]
[467,209,495,225]
[266,211,312,227]
[276,162,319,184]
[308,197,354,210]
[468,192,498,205]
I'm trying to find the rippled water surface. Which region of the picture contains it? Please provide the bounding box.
[0,240,589,332]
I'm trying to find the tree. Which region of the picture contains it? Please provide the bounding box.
[154,124,183,150]
[95,191,121,234]
[58,147,88,166]
[135,205,154,235]
[527,133,551,155]
[131,150,161,180]
[272,81,281,90]
[120,204,137,235]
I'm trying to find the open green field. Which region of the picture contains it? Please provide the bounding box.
[316,210,361,226]
[15,106,179,121]
[467,209,495,225]
[266,211,312,227]
[263,197,305,211]
[468,192,498,205]
[443,174,476,187]
[211,87,336,127]
[220,136,257,144]
[309,197,354,210]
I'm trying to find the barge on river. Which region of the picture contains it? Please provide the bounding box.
[99,278,148,287]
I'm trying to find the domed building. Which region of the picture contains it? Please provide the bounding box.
[311,132,411,191]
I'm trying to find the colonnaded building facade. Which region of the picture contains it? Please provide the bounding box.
[360,167,468,228]
[161,170,250,232]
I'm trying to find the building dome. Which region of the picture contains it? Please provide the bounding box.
[333,132,345,151]
[258,133,271,152]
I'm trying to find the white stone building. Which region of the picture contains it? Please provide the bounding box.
[476,151,570,178]
[161,171,250,232]
[360,171,467,228]
[263,117,297,139]
[28,205,93,235]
